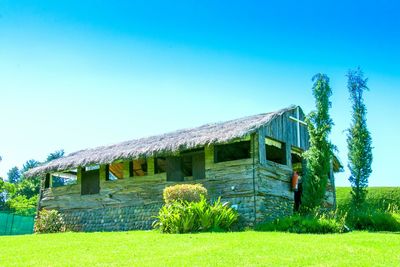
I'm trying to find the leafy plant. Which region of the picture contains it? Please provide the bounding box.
[346,209,400,232]
[34,209,66,233]
[255,212,346,234]
[153,196,238,233]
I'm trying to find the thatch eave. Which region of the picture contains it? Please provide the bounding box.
[25,105,297,177]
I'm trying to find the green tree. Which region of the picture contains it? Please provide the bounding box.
[7,166,21,184]
[346,68,373,209]
[0,178,7,210]
[1,149,64,214]
[46,149,64,162]
[21,159,40,173]
[0,180,16,211]
[301,73,334,213]
[15,178,40,199]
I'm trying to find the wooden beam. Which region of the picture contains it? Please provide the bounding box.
[250,133,259,164]
[77,167,83,185]
[99,164,108,181]
[123,161,131,178]
[285,143,292,168]
[258,129,266,164]
[204,145,214,169]
[147,158,155,176]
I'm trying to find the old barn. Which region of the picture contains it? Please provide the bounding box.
[26,106,340,231]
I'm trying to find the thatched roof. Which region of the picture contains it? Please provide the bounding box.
[26,106,297,177]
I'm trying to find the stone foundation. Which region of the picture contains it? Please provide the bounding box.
[61,203,162,232]
[257,195,294,223]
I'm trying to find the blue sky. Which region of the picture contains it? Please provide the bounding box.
[0,0,399,186]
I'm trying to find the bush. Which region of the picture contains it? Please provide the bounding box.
[335,187,400,232]
[34,209,66,233]
[255,213,346,234]
[163,184,208,204]
[346,209,400,232]
[153,197,238,233]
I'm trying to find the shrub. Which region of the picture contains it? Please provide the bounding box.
[34,209,66,233]
[153,196,238,233]
[163,184,208,204]
[255,213,346,234]
[346,209,400,232]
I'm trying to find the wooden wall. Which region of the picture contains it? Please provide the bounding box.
[39,108,336,231]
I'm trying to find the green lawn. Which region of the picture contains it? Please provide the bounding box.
[1,231,399,266]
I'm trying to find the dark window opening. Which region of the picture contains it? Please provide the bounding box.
[214,141,251,163]
[45,173,50,189]
[155,150,205,181]
[129,161,134,177]
[81,168,100,195]
[133,159,147,176]
[155,157,166,174]
[265,138,286,165]
[181,154,193,177]
[181,150,205,180]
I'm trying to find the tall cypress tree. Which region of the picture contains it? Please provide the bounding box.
[301,73,334,213]
[346,68,373,209]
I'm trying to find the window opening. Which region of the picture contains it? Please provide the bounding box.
[51,169,78,187]
[214,141,251,163]
[155,157,167,174]
[265,138,286,165]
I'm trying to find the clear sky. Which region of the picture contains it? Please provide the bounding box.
[0,0,399,186]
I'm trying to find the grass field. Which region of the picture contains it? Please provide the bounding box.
[1,231,399,266]
[1,187,399,266]
[336,187,400,211]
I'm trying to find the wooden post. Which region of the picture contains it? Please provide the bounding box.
[99,164,108,181]
[122,161,131,178]
[251,133,259,163]
[147,158,155,176]
[258,129,266,164]
[204,145,214,168]
[35,174,45,215]
[251,133,257,224]
[285,143,292,168]
[77,167,83,185]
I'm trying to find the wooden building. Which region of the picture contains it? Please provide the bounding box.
[26,106,341,231]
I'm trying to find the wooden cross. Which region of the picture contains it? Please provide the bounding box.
[289,106,307,147]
